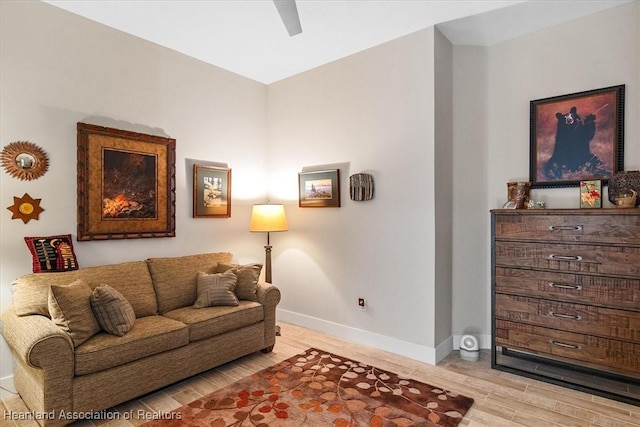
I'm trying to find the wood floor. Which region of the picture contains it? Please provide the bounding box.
[2,322,639,426]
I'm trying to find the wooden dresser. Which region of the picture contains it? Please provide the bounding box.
[491,209,640,405]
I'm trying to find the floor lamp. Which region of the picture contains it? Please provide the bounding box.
[250,204,288,336]
[249,204,288,283]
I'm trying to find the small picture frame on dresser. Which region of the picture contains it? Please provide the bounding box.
[580,180,602,208]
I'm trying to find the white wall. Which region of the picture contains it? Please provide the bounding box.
[0,1,269,379]
[1,0,638,382]
[451,45,491,344]
[451,1,640,341]
[267,28,441,362]
[433,29,454,353]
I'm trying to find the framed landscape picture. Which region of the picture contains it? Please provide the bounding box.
[77,123,176,240]
[298,169,340,208]
[193,165,231,218]
[529,85,625,189]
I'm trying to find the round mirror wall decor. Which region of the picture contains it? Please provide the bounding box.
[1,141,49,181]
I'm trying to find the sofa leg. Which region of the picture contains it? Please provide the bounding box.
[261,345,274,353]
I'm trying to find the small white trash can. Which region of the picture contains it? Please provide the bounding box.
[459,335,479,362]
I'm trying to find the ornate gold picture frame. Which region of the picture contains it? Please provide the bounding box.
[77,123,176,240]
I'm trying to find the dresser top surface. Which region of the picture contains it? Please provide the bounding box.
[491,208,640,216]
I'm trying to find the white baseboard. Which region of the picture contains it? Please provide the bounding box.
[277,308,454,365]
[434,335,454,364]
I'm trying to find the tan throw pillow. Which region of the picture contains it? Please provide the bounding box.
[48,279,101,347]
[90,284,136,336]
[146,252,233,313]
[193,270,239,308]
[216,263,262,301]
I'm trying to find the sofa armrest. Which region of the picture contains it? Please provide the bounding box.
[256,282,281,348]
[256,281,281,308]
[2,307,74,369]
[2,308,74,424]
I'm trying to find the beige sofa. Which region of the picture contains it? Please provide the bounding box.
[1,252,281,426]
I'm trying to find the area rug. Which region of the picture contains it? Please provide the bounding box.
[142,348,474,427]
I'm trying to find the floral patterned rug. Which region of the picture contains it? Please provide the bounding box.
[142,348,474,426]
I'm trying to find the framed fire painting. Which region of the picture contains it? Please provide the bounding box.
[77,122,176,240]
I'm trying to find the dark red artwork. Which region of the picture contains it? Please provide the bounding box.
[530,85,624,188]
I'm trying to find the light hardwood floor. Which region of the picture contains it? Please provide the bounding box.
[2,322,639,426]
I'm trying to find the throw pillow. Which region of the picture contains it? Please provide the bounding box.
[146,252,233,313]
[90,284,136,336]
[193,270,239,308]
[48,279,101,347]
[216,263,262,301]
[25,234,79,273]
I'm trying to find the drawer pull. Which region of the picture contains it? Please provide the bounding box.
[548,254,583,261]
[549,340,582,350]
[548,282,583,291]
[548,225,583,232]
[549,311,582,321]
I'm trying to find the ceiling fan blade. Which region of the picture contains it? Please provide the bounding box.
[273,0,302,36]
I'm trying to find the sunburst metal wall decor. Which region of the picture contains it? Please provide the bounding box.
[7,193,45,224]
[1,141,49,181]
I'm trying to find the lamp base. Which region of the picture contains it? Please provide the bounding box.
[263,244,280,337]
[264,244,272,283]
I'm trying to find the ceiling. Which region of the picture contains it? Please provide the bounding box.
[43,0,633,84]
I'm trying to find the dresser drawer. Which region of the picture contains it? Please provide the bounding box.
[494,241,640,277]
[495,319,640,379]
[494,213,640,245]
[495,294,640,342]
[495,267,640,311]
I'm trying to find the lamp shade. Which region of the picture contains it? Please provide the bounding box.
[249,204,288,232]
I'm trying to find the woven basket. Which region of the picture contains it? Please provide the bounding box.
[615,189,637,208]
[608,171,640,207]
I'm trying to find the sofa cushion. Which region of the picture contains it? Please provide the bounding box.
[74,315,189,376]
[163,301,263,342]
[216,263,262,301]
[90,284,136,336]
[12,261,157,318]
[147,252,233,314]
[193,270,239,308]
[48,279,101,347]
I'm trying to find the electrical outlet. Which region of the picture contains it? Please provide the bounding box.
[358,298,366,311]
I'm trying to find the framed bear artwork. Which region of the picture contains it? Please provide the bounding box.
[529,85,625,189]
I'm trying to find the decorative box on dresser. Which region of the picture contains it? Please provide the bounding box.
[490,209,640,405]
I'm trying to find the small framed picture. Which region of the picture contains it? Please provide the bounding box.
[580,180,602,208]
[298,169,340,207]
[193,164,231,217]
